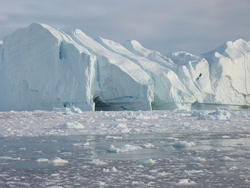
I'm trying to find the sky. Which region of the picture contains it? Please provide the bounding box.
[0,0,250,55]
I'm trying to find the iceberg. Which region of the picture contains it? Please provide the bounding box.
[0,23,249,111]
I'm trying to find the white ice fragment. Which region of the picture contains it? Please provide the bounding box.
[94,181,106,187]
[0,156,21,160]
[49,157,68,165]
[221,135,231,139]
[107,145,120,153]
[103,167,118,173]
[103,168,109,173]
[136,159,156,164]
[111,167,118,172]
[230,166,238,170]
[72,142,89,147]
[132,181,140,185]
[157,171,171,177]
[219,156,244,162]
[36,158,49,162]
[175,179,196,185]
[70,106,83,113]
[107,144,141,153]
[84,142,90,146]
[139,142,154,148]
[138,164,144,168]
[190,157,206,162]
[86,159,107,166]
[183,170,203,174]
[105,135,123,140]
[173,141,196,147]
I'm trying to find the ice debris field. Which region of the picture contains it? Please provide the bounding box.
[1,108,250,187]
[0,107,249,137]
[0,23,250,111]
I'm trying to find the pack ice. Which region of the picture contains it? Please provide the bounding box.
[0,23,249,111]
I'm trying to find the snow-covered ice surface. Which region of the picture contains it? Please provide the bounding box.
[1,108,250,187]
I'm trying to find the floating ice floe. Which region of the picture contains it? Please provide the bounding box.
[72,142,89,147]
[136,159,156,164]
[174,179,196,186]
[0,156,21,160]
[105,135,123,140]
[183,170,203,174]
[36,158,49,162]
[190,157,206,162]
[107,144,141,153]
[86,159,107,165]
[139,142,154,148]
[103,167,118,173]
[49,157,69,165]
[94,181,106,187]
[157,171,171,177]
[221,135,231,139]
[219,156,245,162]
[173,141,196,148]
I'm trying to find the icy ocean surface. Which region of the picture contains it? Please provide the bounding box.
[1,108,250,187]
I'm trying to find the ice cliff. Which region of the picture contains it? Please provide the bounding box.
[0,23,249,111]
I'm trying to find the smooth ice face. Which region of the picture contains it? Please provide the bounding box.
[0,23,250,111]
[0,23,97,111]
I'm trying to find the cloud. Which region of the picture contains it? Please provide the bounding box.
[0,0,249,54]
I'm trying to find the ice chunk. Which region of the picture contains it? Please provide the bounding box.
[136,159,156,164]
[86,159,107,165]
[173,141,196,147]
[139,142,154,148]
[49,157,68,165]
[107,144,141,153]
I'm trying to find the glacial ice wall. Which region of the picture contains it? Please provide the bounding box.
[0,23,249,111]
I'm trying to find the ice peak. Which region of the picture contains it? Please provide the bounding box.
[71,29,87,36]
[124,40,155,57]
[202,38,250,60]
[126,39,143,47]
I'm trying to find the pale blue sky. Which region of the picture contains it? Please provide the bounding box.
[0,0,250,54]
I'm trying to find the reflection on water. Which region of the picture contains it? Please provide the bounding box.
[1,133,250,187]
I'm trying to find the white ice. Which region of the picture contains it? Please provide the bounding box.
[0,23,250,111]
